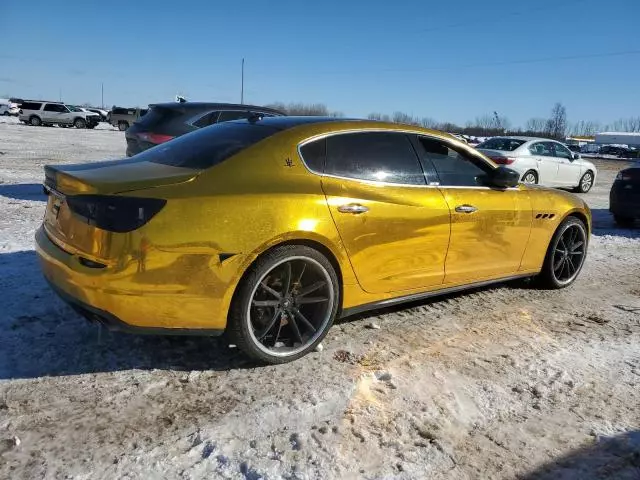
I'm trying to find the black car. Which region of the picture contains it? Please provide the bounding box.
[610,162,640,227]
[125,102,285,156]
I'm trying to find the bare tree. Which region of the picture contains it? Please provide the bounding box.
[546,102,567,139]
[420,117,439,129]
[392,111,419,126]
[266,102,341,117]
[525,118,547,133]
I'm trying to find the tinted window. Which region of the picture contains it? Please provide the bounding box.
[325,132,425,185]
[21,102,42,111]
[192,111,219,128]
[132,122,279,169]
[529,142,552,156]
[43,104,66,112]
[418,137,488,187]
[477,138,526,151]
[111,108,127,114]
[134,106,180,127]
[299,138,326,172]
[552,143,572,159]
[217,110,252,123]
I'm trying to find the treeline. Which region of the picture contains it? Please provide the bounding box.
[268,100,640,140]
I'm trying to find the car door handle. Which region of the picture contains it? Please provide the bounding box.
[337,203,369,214]
[455,204,478,214]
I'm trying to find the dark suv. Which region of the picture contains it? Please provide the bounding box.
[125,102,285,156]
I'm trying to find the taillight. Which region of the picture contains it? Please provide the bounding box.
[616,170,639,182]
[137,132,174,144]
[66,195,166,233]
[490,156,516,165]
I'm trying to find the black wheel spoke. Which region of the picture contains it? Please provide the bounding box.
[296,263,307,285]
[282,262,292,296]
[288,313,304,344]
[292,308,317,333]
[260,281,282,299]
[571,240,584,252]
[296,296,329,305]
[553,256,564,272]
[252,299,280,307]
[297,280,326,298]
[256,308,282,340]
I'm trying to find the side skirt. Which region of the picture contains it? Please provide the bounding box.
[340,272,537,318]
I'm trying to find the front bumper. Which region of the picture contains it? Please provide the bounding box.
[35,226,226,335]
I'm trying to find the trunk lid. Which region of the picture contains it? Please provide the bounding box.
[44,158,199,195]
[42,158,199,260]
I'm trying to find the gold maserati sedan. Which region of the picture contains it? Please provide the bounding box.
[36,116,591,363]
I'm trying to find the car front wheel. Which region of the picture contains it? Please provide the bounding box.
[537,216,588,289]
[227,245,340,364]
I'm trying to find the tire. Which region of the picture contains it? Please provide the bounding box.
[522,170,538,185]
[537,216,588,289]
[2,111,9,116]
[87,124,96,129]
[118,121,128,131]
[614,215,635,228]
[227,245,340,364]
[574,171,594,193]
[29,116,41,126]
[74,118,86,129]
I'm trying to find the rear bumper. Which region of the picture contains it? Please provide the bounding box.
[610,186,640,217]
[35,226,227,335]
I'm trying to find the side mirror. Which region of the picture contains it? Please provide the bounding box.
[572,152,580,160]
[481,166,520,188]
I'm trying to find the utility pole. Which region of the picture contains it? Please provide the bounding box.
[59,88,62,102]
[101,82,104,109]
[240,58,244,104]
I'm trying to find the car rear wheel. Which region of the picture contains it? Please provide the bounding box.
[574,171,594,193]
[537,216,587,289]
[614,215,635,227]
[118,121,129,131]
[29,116,41,126]
[522,170,538,184]
[227,245,340,364]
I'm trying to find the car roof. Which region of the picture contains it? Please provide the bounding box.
[486,136,561,143]
[149,102,285,115]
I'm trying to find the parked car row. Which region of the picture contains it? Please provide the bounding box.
[0,99,20,116]
[18,101,101,129]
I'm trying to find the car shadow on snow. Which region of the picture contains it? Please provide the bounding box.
[0,183,47,202]
[591,209,640,239]
[519,430,640,479]
[0,250,255,380]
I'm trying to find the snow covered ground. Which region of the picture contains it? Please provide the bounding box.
[1,116,639,479]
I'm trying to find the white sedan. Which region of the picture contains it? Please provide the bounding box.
[476,136,597,193]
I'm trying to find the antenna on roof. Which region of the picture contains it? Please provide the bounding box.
[175,95,187,103]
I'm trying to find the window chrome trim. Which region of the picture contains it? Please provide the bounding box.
[296,128,516,190]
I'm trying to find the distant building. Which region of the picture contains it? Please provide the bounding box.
[595,132,640,146]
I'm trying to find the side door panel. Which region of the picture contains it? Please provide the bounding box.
[414,136,533,284]
[322,178,450,293]
[553,144,581,186]
[529,142,559,185]
[307,132,451,294]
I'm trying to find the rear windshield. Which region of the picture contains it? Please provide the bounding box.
[132,121,280,169]
[477,138,526,151]
[134,106,180,127]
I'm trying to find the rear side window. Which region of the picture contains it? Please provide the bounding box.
[299,138,326,173]
[325,132,425,185]
[477,138,525,151]
[132,121,280,169]
[529,142,553,156]
[217,110,252,123]
[134,106,180,127]
[417,137,489,187]
[192,111,219,128]
[21,101,42,111]
[43,104,67,112]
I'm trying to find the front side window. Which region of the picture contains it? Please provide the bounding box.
[552,143,572,160]
[325,132,425,185]
[529,142,554,157]
[417,137,489,187]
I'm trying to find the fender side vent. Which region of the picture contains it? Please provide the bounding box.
[535,213,556,219]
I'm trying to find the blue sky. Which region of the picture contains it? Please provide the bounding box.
[1,0,639,127]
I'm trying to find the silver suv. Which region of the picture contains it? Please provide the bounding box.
[19,101,100,129]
